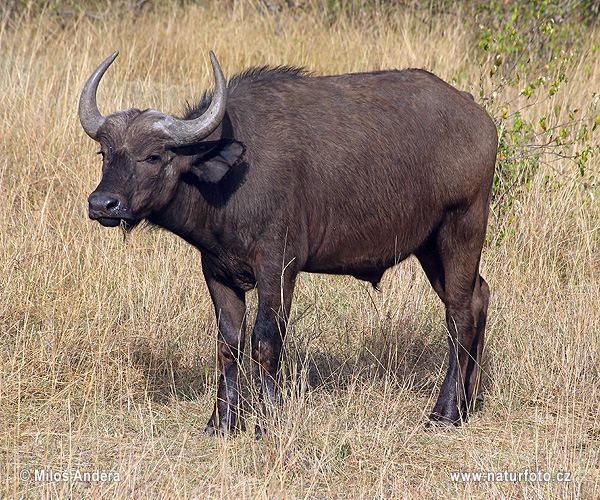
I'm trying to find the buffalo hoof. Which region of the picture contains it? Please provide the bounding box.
[204,412,225,437]
[204,409,245,437]
[471,393,484,415]
[204,423,221,437]
[425,412,461,429]
[204,422,245,437]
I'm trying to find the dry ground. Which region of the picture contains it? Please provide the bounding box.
[1,1,600,498]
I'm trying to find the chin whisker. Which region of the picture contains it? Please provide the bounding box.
[119,219,141,241]
[119,220,129,242]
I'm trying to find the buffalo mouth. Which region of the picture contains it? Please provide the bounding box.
[92,215,137,230]
[96,216,123,227]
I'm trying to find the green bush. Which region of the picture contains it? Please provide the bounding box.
[475,1,600,216]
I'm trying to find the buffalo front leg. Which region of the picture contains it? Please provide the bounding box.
[203,260,247,436]
[252,265,297,439]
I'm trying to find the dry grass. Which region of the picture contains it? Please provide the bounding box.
[1,1,599,498]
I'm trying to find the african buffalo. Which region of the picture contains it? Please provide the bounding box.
[80,51,497,436]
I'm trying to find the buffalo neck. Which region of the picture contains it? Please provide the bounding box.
[148,173,223,253]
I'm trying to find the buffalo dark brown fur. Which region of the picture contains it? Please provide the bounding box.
[81,52,498,436]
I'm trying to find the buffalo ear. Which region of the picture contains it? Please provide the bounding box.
[190,139,245,183]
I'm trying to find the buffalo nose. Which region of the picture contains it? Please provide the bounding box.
[88,192,123,216]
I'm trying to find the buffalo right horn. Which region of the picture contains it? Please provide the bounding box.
[79,51,119,140]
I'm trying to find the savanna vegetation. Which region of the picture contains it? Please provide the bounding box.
[1,0,600,498]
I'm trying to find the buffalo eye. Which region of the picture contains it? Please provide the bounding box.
[140,154,162,164]
[97,150,106,160]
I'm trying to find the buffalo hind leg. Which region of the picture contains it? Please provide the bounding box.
[203,259,247,436]
[465,275,489,409]
[416,205,490,426]
[252,262,297,439]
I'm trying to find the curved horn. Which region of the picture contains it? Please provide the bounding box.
[165,51,228,146]
[79,51,119,140]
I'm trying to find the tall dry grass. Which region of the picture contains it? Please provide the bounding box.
[0,1,599,498]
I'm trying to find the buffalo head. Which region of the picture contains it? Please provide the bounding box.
[80,51,243,228]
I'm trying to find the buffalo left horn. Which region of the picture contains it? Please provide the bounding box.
[162,51,228,146]
[79,51,119,140]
